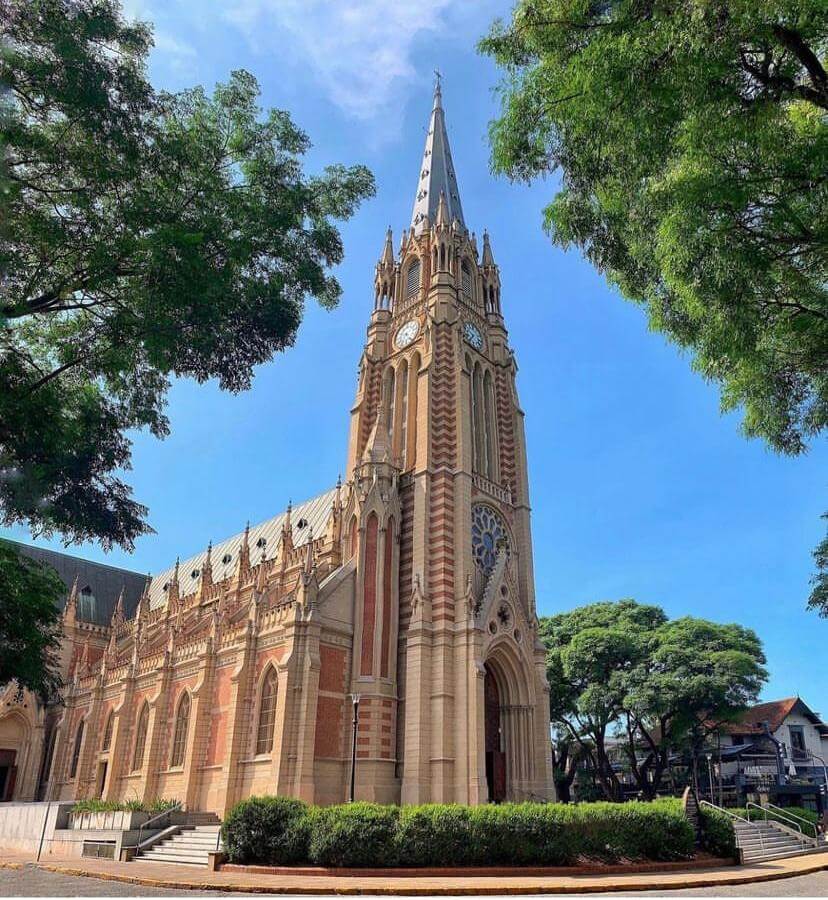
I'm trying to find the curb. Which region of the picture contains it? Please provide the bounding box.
[1,857,827,895]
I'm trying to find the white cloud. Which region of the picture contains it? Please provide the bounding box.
[221,0,482,122]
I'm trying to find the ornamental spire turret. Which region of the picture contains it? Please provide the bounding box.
[63,574,79,625]
[411,75,465,234]
[481,230,495,268]
[110,586,125,630]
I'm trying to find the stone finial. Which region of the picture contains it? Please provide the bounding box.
[362,403,392,465]
[304,527,315,577]
[380,227,394,267]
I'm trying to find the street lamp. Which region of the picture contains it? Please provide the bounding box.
[705,753,714,804]
[349,694,360,803]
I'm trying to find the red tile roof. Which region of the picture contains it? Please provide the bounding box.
[719,697,828,735]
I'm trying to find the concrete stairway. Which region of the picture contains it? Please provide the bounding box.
[137,824,221,867]
[734,819,821,863]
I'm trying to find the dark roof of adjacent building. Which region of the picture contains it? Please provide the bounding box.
[2,538,147,626]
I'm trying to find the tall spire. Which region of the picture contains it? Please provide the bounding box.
[411,74,465,234]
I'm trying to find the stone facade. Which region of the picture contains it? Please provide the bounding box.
[14,83,555,814]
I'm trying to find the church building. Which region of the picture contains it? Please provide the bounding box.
[23,83,555,813]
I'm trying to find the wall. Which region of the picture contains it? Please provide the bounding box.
[0,801,73,856]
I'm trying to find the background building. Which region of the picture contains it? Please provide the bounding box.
[0,541,146,802]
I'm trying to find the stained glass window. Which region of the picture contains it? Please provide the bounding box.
[132,704,148,771]
[471,505,510,574]
[101,711,113,751]
[256,668,278,755]
[170,693,190,768]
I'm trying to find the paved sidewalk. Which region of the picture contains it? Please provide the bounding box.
[1,852,827,895]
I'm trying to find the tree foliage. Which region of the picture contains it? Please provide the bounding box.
[807,514,828,615]
[481,0,827,456]
[0,0,375,550]
[0,541,63,700]
[539,600,767,799]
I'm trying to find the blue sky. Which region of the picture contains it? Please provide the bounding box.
[4,0,827,705]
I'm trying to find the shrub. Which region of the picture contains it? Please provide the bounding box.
[309,802,399,867]
[222,796,311,865]
[467,803,577,865]
[222,797,695,868]
[698,805,738,859]
[396,805,476,867]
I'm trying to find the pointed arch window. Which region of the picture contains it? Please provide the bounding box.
[170,693,190,768]
[132,703,149,772]
[406,259,420,298]
[69,719,84,779]
[384,366,395,451]
[397,360,409,467]
[101,711,114,752]
[483,370,497,481]
[256,668,279,755]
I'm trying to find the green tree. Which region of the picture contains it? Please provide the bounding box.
[538,600,767,801]
[481,0,827,454]
[539,599,667,800]
[481,2,827,608]
[0,0,375,553]
[622,617,767,798]
[0,541,63,700]
[807,515,828,615]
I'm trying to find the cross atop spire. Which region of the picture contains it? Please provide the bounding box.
[411,75,465,234]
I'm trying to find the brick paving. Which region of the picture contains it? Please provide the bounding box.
[0,852,826,896]
[2,866,828,897]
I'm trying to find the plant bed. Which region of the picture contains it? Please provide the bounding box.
[217,852,733,878]
[222,797,698,869]
[67,798,178,831]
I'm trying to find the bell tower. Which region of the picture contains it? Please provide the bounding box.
[343,78,554,805]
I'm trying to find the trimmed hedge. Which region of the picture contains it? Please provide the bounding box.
[222,796,311,865]
[309,802,399,867]
[698,805,738,859]
[224,797,695,868]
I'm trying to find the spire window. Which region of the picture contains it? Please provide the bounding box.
[406,259,420,299]
[461,260,473,299]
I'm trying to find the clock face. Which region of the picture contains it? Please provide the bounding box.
[395,319,419,349]
[463,322,483,350]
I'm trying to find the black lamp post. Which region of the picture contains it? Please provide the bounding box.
[349,694,360,803]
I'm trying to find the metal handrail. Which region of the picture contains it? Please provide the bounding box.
[700,800,765,857]
[749,801,819,842]
[135,802,182,851]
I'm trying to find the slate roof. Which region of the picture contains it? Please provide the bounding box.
[146,488,337,609]
[410,79,465,233]
[3,538,147,626]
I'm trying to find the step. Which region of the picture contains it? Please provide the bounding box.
[139,850,209,866]
[166,831,219,846]
[160,841,220,852]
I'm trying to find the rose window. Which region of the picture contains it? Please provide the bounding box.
[471,504,510,574]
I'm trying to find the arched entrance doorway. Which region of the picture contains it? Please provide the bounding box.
[484,664,506,802]
[0,712,28,801]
